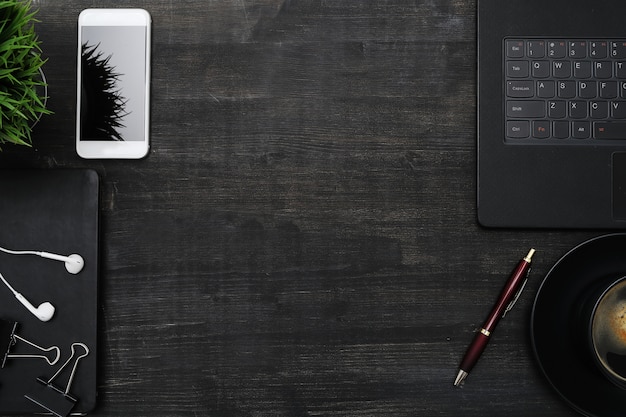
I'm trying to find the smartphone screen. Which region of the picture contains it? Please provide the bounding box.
[77,9,150,159]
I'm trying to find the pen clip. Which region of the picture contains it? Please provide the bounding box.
[503,271,530,318]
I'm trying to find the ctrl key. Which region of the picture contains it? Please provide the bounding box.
[594,122,626,139]
[506,120,530,138]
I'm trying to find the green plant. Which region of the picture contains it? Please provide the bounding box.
[0,0,51,147]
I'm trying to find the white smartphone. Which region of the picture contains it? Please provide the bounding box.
[76,9,151,159]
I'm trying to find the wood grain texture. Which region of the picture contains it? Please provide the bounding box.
[0,1,598,416]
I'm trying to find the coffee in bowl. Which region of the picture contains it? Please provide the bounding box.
[590,276,626,388]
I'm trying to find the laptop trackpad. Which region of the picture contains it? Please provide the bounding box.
[613,153,626,220]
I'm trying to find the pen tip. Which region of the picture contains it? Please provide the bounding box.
[524,248,536,263]
[454,370,468,386]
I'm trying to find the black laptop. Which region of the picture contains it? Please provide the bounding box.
[477,0,626,228]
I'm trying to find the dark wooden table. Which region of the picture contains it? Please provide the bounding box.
[0,1,604,416]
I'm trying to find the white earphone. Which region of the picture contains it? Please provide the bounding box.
[0,245,85,322]
[0,247,84,274]
[0,272,55,322]
[37,252,84,275]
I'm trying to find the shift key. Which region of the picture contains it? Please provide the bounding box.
[594,122,626,139]
[506,100,545,118]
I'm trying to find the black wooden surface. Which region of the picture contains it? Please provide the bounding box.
[0,1,602,416]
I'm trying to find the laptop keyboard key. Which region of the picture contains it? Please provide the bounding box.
[569,41,587,58]
[532,120,550,138]
[527,40,545,58]
[600,81,618,98]
[507,100,545,118]
[569,101,587,119]
[611,41,626,58]
[506,40,524,58]
[553,61,571,78]
[507,121,530,138]
[590,101,608,118]
[590,41,608,58]
[612,101,626,118]
[537,80,555,98]
[595,122,626,139]
[553,121,570,138]
[548,41,567,58]
[594,61,612,78]
[548,100,567,118]
[507,61,529,77]
[532,60,550,78]
[558,81,576,98]
[507,81,534,97]
[574,61,592,78]
[572,121,591,138]
[579,81,597,98]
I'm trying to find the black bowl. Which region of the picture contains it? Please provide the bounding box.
[531,233,626,417]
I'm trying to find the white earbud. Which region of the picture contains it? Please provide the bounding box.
[0,246,84,274]
[0,272,55,322]
[38,252,84,274]
[14,293,55,322]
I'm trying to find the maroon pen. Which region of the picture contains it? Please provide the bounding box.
[454,248,536,386]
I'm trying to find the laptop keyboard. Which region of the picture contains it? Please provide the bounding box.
[504,38,626,143]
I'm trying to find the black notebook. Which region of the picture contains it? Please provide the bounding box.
[478,0,626,228]
[0,169,99,414]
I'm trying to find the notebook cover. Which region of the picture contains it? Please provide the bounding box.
[0,169,99,414]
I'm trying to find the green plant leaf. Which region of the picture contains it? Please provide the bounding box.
[0,0,51,148]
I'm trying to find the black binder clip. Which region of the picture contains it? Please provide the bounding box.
[1,318,60,368]
[25,342,89,417]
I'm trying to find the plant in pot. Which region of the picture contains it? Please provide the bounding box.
[0,0,51,148]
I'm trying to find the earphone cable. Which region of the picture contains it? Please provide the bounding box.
[0,272,18,296]
[0,246,40,257]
